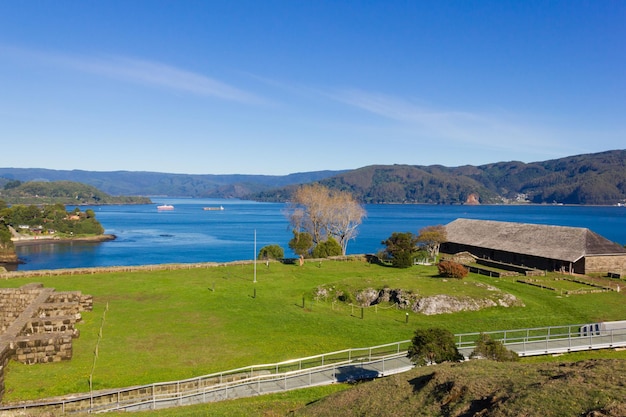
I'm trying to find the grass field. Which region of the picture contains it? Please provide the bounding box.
[1,258,625,403]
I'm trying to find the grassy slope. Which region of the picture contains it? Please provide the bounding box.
[294,357,626,417]
[1,260,625,403]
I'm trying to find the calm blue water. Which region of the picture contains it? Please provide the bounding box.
[12,198,626,271]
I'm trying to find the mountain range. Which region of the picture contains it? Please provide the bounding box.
[1,150,625,205]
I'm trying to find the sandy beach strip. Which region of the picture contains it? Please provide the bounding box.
[12,234,116,246]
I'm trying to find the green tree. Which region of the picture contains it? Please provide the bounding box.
[258,244,284,260]
[470,333,519,362]
[2,204,105,237]
[312,237,342,258]
[0,207,16,256]
[3,180,21,190]
[407,327,464,366]
[288,231,314,257]
[417,225,447,261]
[381,232,418,268]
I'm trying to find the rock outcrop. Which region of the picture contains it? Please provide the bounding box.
[316,284,524,315]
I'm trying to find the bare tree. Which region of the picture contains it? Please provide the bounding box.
[326,191,366,255]
[288,184,329,246]
[286,184,365,255]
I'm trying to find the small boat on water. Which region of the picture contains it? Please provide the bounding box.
[203,206,225,211]
[157,204,174,211]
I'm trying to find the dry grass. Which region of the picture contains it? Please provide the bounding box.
[295,358,626,417]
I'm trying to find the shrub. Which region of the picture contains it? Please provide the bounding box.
[288,231,313,257]
[437,260,468,278]
[407,327,465,366]
[312,237,342,258]
[470,333,519,362]
[258,244,284,260]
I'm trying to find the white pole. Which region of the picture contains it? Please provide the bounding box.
[254,229,257,283]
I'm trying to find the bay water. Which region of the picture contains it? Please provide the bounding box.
[13,198,626,271]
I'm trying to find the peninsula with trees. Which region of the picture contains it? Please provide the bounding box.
[0,180,143,266]
[0,200,113,264]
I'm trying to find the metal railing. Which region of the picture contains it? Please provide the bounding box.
[0,340,412,414]
[455,323,626,357]
[3,323,626,414]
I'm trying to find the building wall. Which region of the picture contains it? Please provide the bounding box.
[584,255,626,275]
[442,242,626,275]
[441,242,572,273]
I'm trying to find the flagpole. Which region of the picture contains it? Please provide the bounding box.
[253,229,257,283]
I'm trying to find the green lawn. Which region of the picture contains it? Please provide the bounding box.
[1,259,625,402]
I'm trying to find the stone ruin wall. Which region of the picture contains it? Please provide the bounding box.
[585,254,626,276]
[0,288,39,334]
[0,283,92,402]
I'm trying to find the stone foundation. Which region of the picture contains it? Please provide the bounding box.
[0,283,92,402]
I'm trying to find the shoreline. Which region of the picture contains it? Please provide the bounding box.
[12,234,117,247]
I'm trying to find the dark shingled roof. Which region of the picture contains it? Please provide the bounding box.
[444,218,626,262]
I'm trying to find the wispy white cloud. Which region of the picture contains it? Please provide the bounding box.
[328,89,570,158]
[1,45,265,105]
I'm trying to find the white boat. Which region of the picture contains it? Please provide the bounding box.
[157,204,174,211]
[203,206,224,211]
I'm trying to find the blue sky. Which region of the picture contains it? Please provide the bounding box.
[1,1,624,175]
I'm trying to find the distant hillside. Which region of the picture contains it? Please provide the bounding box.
[2,150,625,205]
[0,180,151,205]
[256,150,626,205]
[0,169,345,199]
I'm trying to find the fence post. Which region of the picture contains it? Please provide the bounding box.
[569,326,572,350]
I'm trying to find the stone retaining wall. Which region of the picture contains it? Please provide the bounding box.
[0,283,92,403]
[0,345,12,401]
[0,287,41,333]
[12,331,76,365]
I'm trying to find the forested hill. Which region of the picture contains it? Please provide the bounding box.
[255,150,626,205]
[0,168,345,199]
[1,150,625,205]
[0,181,151,205]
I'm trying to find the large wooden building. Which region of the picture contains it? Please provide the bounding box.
[441,218,626,275]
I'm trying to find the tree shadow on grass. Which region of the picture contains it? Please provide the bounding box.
[335,365,380,384]
[409,373,435,393]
